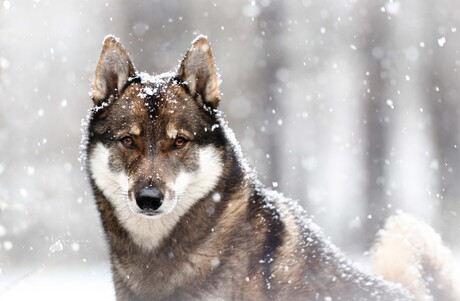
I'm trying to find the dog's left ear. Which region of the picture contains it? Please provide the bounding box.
[178,35,220,108]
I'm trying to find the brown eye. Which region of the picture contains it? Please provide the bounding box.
[173,137,188,149]
[120,136,135,149]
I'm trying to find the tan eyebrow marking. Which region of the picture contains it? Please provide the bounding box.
[129,124,142,136]
[166,123,178,139]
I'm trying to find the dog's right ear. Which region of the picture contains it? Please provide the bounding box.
[91,35,136,105]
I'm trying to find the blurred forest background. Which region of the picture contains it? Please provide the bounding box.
[0,0,459,298]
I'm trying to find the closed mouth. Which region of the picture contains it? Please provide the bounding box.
[139,209,163,217]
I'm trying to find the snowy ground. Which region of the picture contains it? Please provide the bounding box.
[1,255,458,300]
[0,261,115,301]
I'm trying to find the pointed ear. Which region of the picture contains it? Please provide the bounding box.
[178,35,220,108]
[91,35,136,105]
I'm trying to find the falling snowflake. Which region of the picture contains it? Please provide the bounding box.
[438,37,446,47]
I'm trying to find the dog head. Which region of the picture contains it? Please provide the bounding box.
[86,35,225,219]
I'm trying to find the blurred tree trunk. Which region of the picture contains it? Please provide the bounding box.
[428,74,460,244]
[361,0,393,244]
[424,1,460,245]
[257,0,286,186]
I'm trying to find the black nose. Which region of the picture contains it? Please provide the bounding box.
[136,187,164,211]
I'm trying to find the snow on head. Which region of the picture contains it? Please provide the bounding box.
[136,71,175,99]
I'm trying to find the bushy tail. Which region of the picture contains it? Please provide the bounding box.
[371,212,460,301]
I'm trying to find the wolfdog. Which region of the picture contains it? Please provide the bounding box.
[84,35,458,300]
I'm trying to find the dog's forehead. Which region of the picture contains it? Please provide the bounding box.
[118,77,189,114]
[110,75,198,135]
